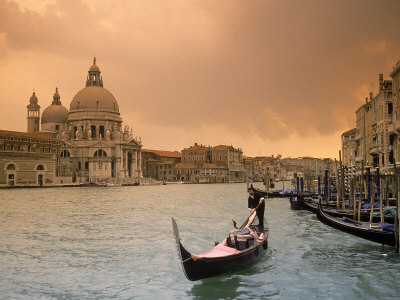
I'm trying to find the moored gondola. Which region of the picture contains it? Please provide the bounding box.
[171,216,269,281]
[316,199,396,247]
[298,195,396,224]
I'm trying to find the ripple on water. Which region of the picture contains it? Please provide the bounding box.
[0,183,399,299]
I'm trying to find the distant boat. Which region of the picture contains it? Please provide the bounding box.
[316,199,396,247]
[79,182,106,187]
[171,216,269,281]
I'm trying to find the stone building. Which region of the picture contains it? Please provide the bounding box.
[0,130,60,187]
[341,128,356,167]
[141,149,181,181]
[388,61,400,167]
[353,73,393,170]
[179,143,245,183]
[21,58,142,185]
[244,156,275,182]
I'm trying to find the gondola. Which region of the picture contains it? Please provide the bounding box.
[316,199,396,247]
[171,216,269,281]
[289,193,301,210]
[298,195,395,224]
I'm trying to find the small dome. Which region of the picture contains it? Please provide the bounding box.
[30,92,38,104]
[42,104,69,123]
[69,86,119,112]
[89,64,100,72]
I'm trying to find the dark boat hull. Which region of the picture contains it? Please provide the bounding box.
[298,196,395,224]
[289,194,301,210]
[172,217,269,281]
[316,201,395,246]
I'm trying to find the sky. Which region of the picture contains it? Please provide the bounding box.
[1,0,400,159]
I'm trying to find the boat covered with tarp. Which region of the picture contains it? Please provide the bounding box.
[316,199,396,247]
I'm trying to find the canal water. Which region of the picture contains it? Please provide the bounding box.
[0,182,399,299]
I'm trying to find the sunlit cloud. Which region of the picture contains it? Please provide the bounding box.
[1,0,400,159]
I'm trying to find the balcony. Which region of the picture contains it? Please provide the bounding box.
[388,119,400,133]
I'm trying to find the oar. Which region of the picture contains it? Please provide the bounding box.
[239,198,265,229]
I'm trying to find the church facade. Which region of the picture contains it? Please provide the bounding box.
[22,58,143,185]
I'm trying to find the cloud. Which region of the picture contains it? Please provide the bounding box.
[1,0,400,158]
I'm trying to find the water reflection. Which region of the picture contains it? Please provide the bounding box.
[0,183,399,300]
[189,276,242,300]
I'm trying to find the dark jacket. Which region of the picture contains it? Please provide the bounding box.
[248,191,265,226]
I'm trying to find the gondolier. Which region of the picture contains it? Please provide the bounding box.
[248,185,265,229]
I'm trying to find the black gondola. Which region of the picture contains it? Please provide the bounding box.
[316,199,396,247]
[298,195,395,224]
[172,217,269,281]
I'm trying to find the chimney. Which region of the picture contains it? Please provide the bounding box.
[369,92,373,100]
[365,97,368,104]
[379,73,383,90]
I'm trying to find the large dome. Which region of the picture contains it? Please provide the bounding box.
[42,104,69,123]
[69,86,119,112]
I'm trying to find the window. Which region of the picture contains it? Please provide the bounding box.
[6,164,15,170]
[94,149,107,157]
[91,125,96,138]
[37,165,44,170]
[388,102,393,114]
[99,126,105,138]
[61,150,71,157]
[55,125,59,130]
[85,162,89,169]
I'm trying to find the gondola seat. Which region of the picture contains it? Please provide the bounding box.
[227,227,258,250]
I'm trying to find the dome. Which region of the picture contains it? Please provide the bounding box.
[42,104,69,123]
[89,64,100,72]
[30,92,38,104]
[69,86,119,112]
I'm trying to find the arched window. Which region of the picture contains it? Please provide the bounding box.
[91,125,96,138]
[6,164,16,170]
[99,125,105,138]
[73,126,77,138]
[94,149,107,157]
[61,150,71,157]
[37,165,44,170]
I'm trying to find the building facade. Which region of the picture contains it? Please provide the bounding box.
[15,58,143,185]
[0,130,60,187]
[352,73,393,171]
[341,128,356,167]
[141,149,181,181]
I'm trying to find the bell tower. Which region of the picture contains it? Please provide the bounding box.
[86,57,103,87]
[27,91,40,133]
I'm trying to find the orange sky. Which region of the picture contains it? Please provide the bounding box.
[1,0,400,159]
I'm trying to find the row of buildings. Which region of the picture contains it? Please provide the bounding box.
[0,58,334,187]
[342,59,400,174]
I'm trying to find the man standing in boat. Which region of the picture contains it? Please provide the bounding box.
[247,186,265,229]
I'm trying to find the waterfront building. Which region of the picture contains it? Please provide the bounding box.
[388,61,400,166]
[281,157,330,180]
[14,58,143,186]
[212,145,245,182]
[141,149,181,181]
[174,162,228,183]
[354,73,393,171]
[244,156,275,183]
[341,128,356,167]
[180,143,245,183]
[56,59,142,184]
[0,130,60,187]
